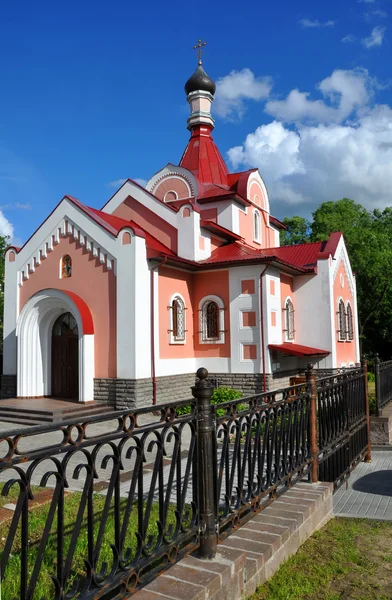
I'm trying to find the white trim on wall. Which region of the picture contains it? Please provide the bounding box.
[16,289,95,402]
[168,292,187,345]
[198,294,225,344]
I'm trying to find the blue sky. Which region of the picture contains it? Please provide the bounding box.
[1,0,391,244]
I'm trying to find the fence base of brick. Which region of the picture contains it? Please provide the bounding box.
[132,482,333,600]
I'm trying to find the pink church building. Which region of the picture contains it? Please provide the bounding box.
[2,61,360,408]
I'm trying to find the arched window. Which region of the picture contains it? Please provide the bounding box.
[253,209,261,243]
[338,299,346,341]
[206,301,219,338]
[170,295,186,342]
[284,298,295,341]
[61,255,72,278]
[346,302,353,341]
[200,295,225,343]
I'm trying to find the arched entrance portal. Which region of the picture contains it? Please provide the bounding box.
[16,289,95,402]
[51,312,79,399]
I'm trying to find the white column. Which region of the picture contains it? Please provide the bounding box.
[3,250,19,375]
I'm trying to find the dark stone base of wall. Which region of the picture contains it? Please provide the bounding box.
[94,373,196,410]
[94,370,303,409]
[0,375,17,399]
[208,369,303,396]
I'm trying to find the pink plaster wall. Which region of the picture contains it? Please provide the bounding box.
[20,235,117,378]
[113,196,178,253]
[153,176,192,201]
[158,267,194,359]
[249,182,265,210]
[334,260,356,366]
[157,268,231,358]
[239,208,271,249]
[193,270,230,357]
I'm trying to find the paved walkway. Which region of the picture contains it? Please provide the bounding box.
[334,449,392,521]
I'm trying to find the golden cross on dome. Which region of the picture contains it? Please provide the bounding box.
[193,39,207,65]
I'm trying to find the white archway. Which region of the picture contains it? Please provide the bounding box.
[16,289,95,402]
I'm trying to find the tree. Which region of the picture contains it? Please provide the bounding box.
[280,216,311,246]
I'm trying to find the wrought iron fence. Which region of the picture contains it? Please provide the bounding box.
[0,400,198,599]
[0,365,370,598]
[316,366,370,489]
[374,355,392,416]
[215,383,311,541]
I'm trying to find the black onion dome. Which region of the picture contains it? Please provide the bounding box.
[185,65,216,96]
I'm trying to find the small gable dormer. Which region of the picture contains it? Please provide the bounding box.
[146,164,198,202]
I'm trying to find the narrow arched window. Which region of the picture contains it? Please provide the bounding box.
[285,298,295,340]
[206,301,219,339]
[61,255,72,278]
[346,302,353,341]
[253,210,261,243]
[171,296,185,342]
[199,295,225,343]
[338,299,346,341]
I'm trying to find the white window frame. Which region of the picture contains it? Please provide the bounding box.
[169,293,186,344]
[346,300,354,342]
[253,209,261,243]
[199,295,225,344]
[283,296,295,342]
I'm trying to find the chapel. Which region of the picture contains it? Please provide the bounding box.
[2,50,360,408]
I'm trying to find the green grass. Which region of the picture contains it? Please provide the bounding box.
[0,483,44,508]
[248,517,392,600]
[0,485,189,600]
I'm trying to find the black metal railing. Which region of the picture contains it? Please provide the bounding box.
[215,382,311,540]
[316,365,370,489]
[375,355,392,416]
[0,365,371,598]
[0,399,198,599]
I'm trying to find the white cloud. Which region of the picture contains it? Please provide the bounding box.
[227,66,392,214]
[265,68,375,124]
[108,178,126,189]
[108,177,147,189]
[362,26,386,48]
[342,34,356,43]
[214,68,273,120]
[373,9,388,17]
[0,210,14,239]
[300,19,335,28]
[0,202,31,211]
[134,178,147,187]
[359,0,375,3]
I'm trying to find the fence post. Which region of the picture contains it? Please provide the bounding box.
[363,359,372,463]
[305,363,319,483]
[192,367,217,559]
[374,354,381,417]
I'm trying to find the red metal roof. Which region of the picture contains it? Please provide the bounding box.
[179,125,229,185]
[268,343,330,357]
[199,236,342,271]
[67,197,175,256]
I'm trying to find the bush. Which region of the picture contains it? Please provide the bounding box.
[175,386,243,418]
[368,372,375,382]
[368,394,376,415]
[211,387,243,405]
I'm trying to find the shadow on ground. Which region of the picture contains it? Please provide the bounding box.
[352,469,392,496]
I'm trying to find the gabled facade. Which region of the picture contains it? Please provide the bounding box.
[2,61,360,407]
